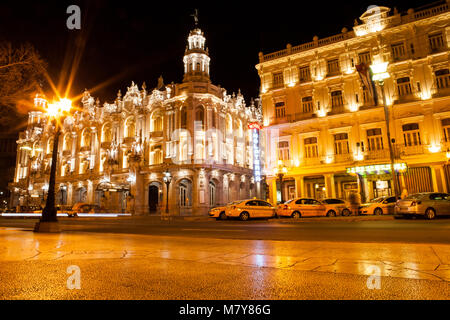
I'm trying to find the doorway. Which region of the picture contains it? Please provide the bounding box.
[148,185,159,213]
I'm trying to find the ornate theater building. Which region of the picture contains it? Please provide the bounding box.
[257,2,450,204]
[10,25,263,215]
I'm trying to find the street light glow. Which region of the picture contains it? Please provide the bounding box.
[370,61,390,81]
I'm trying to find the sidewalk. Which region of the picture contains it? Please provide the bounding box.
[0,227,449,282]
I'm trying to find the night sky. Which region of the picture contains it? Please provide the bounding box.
[0,0,435,115]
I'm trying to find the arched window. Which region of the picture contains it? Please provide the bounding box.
[180,107,187,129]
[152,113,163,132]
[152,145,163,165]
[195,106,204,130]
[211,109,216,128]
[226,114,233,134]
[125,117,135,138]
[63,133,72,151]
[102,123,112,143]
[47,138,54,154]
[81,129,91,148]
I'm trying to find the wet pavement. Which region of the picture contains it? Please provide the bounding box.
[0,223,449,299]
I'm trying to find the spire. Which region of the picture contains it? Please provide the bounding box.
[183,15,211,83]
[191,9,199,27]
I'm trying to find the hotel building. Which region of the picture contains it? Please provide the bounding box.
[256,2,450,203]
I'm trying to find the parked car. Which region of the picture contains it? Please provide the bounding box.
[395,192,450,219]
[209,201,241,220]
[277,198,341,218]
[68,203,102,217]
[322,198,352,216]
[359,196,399,215]
[225,199,277,221]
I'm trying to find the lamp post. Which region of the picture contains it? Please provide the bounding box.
[163,169,172,217]
[274,160,288,204]
[34,98,72,233]
[370,61,400,199]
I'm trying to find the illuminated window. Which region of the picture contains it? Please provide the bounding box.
[429,32,445,53]
[299,66,311,83]
[442,118,450,142]
[275,102,285,118]
[152,145,163,164]
[334,133,349,154]
[302,96,314,113]
[277,141,290,160]
[367,128,383,151]
[391,42,406,61]
[125,118,135,138]
[331,90,344,108]
[304,137,318,158]
[81,129,91,148]
[435,69,450,89]
[358,51,371,65]
[327,59,340,76]
[272,72,284,88]
[195,106,204,130]
[397,77,412,96]
[102,123,112,143]
[180,107,187,129]
[402,123,421,146]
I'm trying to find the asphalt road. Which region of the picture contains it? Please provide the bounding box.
[1,216,449,300]
[1,216,450,244]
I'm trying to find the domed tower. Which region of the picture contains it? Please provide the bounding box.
[183,27,211,83]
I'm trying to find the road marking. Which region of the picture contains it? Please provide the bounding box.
[182,228,246,232]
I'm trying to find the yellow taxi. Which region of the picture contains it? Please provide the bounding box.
[208,201,241,220]
[225,199,277,221]
[277,198,342,218]
[359,196,399,215]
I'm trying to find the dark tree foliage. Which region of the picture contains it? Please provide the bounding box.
[0,42,46,132]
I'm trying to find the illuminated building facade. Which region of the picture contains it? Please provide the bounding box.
[10,25,263,215]
[257,2,450,203]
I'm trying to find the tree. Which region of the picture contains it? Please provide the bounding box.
[0,42,46,132]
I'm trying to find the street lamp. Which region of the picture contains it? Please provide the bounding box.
[163,169,172,216]
[274,160,288,204]
[370,60,400,199]
[34,98,72,233]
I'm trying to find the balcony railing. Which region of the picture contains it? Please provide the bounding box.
[364,149,391,161]
[397,144,425,156]
[150,131,163,139]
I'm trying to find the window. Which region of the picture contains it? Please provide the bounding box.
[397,77,412,96]
[195,106,204,130]
[299,66,311,82]
[304,137,318,158]
[180,107,187,129]
[435,69,450,89]
[331,90,344,108]
[277,141,290,161]
[442,118,450,142]
[327,59,340,76]
[362,86,372,104]
[275,102,285,118]
[334,133,349,154]
[152,145,163,164]
[273,72,284,88]
[402,123,421,146]
[367,128,384,151]
[429,32,445,52]
[125,118,135,138]
[391,42,406,60]
[302,96,314,113]
[358,51,371,65]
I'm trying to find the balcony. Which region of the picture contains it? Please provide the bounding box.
[270,112,317,125]
[365,149,390,161]
[150,131,163,139]
[397,144,425,156]
[334,153,352,163]
[393,92,420,104]
[432,86,450,98]
[303,157,321,166]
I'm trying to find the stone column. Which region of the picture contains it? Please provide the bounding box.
[324,174,336,198]
[270,178,277,205]
[295,176,304,198]
[430,165,439,192]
